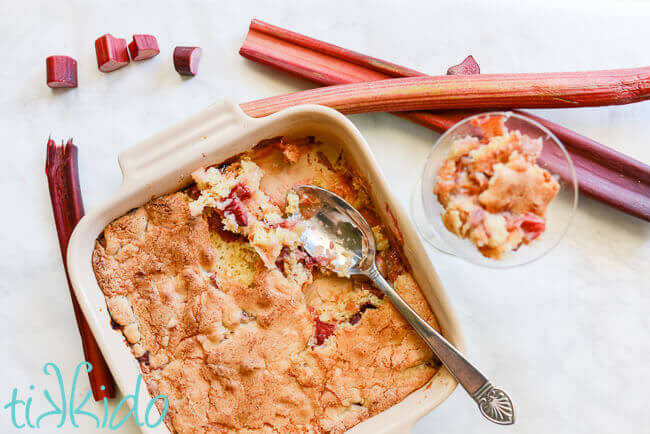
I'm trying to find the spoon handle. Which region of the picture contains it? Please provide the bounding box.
[367,266,515,425]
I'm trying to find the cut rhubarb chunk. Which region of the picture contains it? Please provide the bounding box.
[446,55,480,75]
[314,319,335,346]
[186,183,201,200]
[519,213,546,243]
[46,56,78,88]
[230,182,252,201]
[173,46,201,76]
[223,196,248,226]
[128,34,160,61]
[95,34,130,72]
[348,302,378,325]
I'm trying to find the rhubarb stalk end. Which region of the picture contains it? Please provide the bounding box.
[447,55,480,75]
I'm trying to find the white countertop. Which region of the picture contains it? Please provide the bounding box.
[1,0,648,432]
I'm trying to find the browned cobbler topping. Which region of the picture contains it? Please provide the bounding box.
[92,136,441,433]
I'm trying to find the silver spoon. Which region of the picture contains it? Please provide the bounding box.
[290,185,515,425]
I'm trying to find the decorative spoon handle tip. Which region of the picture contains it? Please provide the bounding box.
[473,382,515,425]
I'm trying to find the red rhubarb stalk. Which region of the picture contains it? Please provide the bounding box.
[46,56,78,88]
[239,19,650,221]
[46,139,115,401]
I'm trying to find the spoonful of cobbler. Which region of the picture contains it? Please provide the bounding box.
[288,185,515,426]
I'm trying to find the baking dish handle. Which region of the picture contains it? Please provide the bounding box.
[118,99,254,188]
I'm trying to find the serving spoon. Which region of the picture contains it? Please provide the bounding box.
[290,185,515,425]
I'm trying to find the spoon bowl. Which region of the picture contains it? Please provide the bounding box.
[291,185,375,274]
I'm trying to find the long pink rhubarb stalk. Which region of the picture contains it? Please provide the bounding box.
[239,19,650,221]
[239,68,650,116]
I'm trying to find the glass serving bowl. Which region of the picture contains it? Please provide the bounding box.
[411,111,578,268]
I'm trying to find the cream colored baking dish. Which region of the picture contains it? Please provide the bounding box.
[67,100,465,433]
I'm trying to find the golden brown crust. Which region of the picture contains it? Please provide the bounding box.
[93,140,440,433]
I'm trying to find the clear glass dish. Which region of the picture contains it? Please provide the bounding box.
[411,111,578,268]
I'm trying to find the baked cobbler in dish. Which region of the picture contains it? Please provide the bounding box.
[434,115,560,259]
[93,136,441,433]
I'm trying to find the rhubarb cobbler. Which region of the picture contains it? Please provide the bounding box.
[92,136,441,433]
[434,115,560,259]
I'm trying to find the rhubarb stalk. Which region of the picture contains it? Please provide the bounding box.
[46,139,115,401]
[239,68,650,116]
[239,19,650,221]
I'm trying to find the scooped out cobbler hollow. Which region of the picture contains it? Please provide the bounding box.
[434,115,560,259]
[92,136,442,433]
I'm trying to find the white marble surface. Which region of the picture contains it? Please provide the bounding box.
[1,0,649,432]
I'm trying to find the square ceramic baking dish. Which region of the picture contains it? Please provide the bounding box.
[67,100,465,433]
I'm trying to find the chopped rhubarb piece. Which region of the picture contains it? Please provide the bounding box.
[349,312,362,325]
[314,319,335,345]
[467,209,485,228]
[128,34,160,61]
[275,246,291,274]
[306,305,318,321]
[362,282,384,299]
[349,302,378,325]
[471,115,506,138]
[359,302,377,312]
[303,255,330,270]
[278,219,298,229]
[229,182,252,201]
[46,56,78,88]
[136,351,150,365]
[95,34,130,72]
[307,306,336,345]
[208,211,245,242]
[275,258,286,274]
[186,183,201,200]
[519,213,546,242]
[206,211,221,231]
[286,248,309,268]
[446,55,480,75]
[224,196,248,226]
[173,46,202,76]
